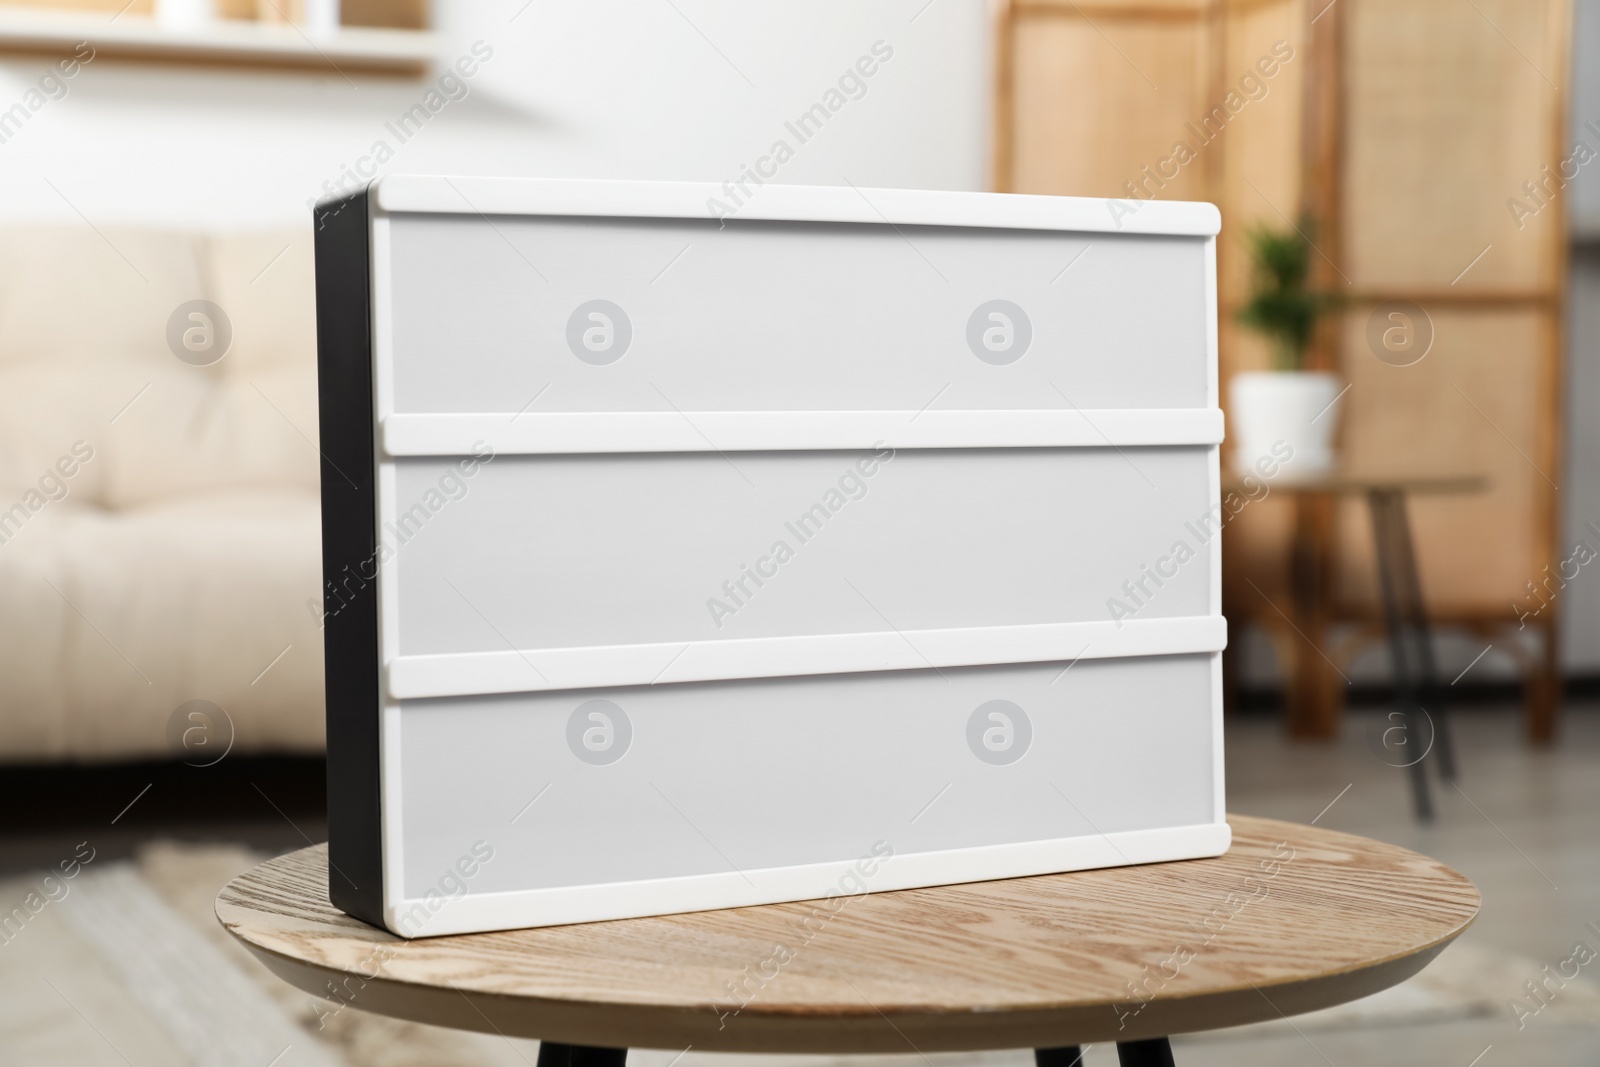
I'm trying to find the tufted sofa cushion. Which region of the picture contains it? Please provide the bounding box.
[0,227,326,763]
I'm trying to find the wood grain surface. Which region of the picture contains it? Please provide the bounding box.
[216,815,1478,1051]
[1221,472,1489,497]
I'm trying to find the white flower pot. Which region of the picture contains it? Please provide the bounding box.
[156,0,213,28]
[1228,371,1342,480]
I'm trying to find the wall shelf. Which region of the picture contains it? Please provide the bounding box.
[0,8,434,75]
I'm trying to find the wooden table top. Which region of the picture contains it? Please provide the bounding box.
[1223,470,1488,496]
[216,815,1478,1053]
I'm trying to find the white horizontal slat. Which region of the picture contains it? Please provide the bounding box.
[386,615,1227,700]
[381,408,1224,456]
[392,821,1232,936]
[371,176,1221,237]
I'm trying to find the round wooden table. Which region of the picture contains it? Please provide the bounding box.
[217,815,1478,1067]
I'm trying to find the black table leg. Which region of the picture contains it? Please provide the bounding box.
[1368,490,1446,821]
[536,1043,627,1067]
[1116,1037,1176,1066]
[1387,489,1458,782]
[1037,1039,1176,1066]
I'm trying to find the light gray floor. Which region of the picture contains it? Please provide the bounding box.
[1225,705,1599,960]
[1179,703,1600,1065]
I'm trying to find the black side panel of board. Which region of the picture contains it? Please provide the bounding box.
[313,189,385,929]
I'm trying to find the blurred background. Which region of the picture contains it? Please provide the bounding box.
[0,0,1596,1064]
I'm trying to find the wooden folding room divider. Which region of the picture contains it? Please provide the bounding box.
[994,0,1572,742]
[1298,0,1571,742]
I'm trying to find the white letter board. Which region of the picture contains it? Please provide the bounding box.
[313,176,1228,937]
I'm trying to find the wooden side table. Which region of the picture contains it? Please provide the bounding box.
[217,815,1478,1065]
[1228,472,1487,819]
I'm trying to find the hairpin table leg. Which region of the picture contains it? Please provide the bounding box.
[1369,489,1435,821]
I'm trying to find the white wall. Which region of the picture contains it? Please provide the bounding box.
[1562,0,1600,672]
[1571,0,1600,238]
[1565,247,1600,673]
[0,0,990,228]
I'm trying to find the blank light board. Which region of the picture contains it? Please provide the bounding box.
[314,176,1228,937]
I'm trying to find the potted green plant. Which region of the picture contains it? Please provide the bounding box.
[1230,218,1341,478]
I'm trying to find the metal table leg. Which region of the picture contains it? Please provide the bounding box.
[1116,1037,1176,1066]
[1039,1039,1175,1066]
[537,1044,628,1067]
[1036,1045,1086,1067]
[1386,489,1458,782]
[1368,489,1456,820]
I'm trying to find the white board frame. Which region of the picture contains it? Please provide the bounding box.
[312,176,1228,937]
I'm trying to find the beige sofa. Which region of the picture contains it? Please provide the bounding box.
[0,227,325,762]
